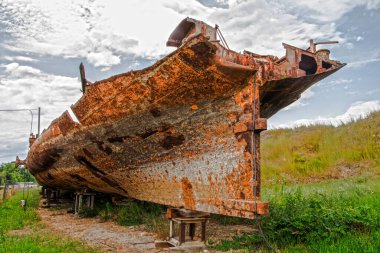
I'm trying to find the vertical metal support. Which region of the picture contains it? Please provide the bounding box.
[79,63,86,93]
[169,219,174,238]
[189,223,195,240]
[253,73,260,205]
[78,194,83,211]
[250,72,266,216]
[2,180,7,201]
[37,107,41,137]
[46,188,51,207]
[90,195,94,209]
[74,194,78,214]
[179,222,186,244]
[201,221,206,241]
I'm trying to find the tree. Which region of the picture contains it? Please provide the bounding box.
[0,162,35,183]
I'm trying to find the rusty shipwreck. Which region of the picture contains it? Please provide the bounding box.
[25,18,345,218]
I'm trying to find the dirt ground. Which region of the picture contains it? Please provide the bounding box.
[38,207,158,252]
[36,203,257,253]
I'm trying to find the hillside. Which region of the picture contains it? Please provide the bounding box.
[261,111,380,185]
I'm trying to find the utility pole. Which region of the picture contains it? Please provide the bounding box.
[2,180,8,201]
[37,107,41,137]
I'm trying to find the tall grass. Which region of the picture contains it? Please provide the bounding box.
[262,111,380,185]
[215,177,380,252]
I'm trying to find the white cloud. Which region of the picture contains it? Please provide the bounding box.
[274,100,380,128]
[356,36,364,41]
[328,78,353,86]
[0,63,82,162]
[316,78,353,90]
[347,58,380,68]
[87,51,121,68]
[2,62,41,76]
[3,56,39,62]
[278,0,380,22]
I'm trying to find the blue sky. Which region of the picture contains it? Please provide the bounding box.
[0,0,379,163]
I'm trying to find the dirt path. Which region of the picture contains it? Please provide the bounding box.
[38,207,158,253]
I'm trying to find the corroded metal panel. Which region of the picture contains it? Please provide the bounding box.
[25,18,345,218]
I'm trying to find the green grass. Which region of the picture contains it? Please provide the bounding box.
[115,200,169,239]
[0,189,98,253]
[0,188,40,231]
[215,176,380,252]
[262,111,380,185]
[0,233,99,253]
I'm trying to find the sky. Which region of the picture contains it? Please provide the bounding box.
[0,0,379,163]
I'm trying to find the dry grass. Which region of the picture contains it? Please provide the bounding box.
[261,111,380,185]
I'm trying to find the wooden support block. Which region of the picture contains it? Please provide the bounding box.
[201,222,206,241]
[169,220,174,238]
[179,222,186,244]
[189,223,195,240]
[90,195,94,209]
[78,195,83,211]
[167,208,174,219]
[167,209,210,246]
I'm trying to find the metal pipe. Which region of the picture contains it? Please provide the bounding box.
[37,107,41,137]
[79,63,86,93]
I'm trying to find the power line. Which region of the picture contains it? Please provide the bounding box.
[0,109,38,112]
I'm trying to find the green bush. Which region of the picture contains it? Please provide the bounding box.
[115,200,166,226]
[77,206,98,218]
[261,190,378,245]
[98,202,114,222]
[116,201,144,226]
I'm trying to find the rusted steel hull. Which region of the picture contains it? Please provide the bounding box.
[26,18,344,218]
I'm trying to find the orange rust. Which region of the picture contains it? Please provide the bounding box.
[181,177,196,210]
[191,104,198,110]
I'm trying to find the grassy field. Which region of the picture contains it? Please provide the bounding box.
[261,111,380,185]
[0,189,98,253]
